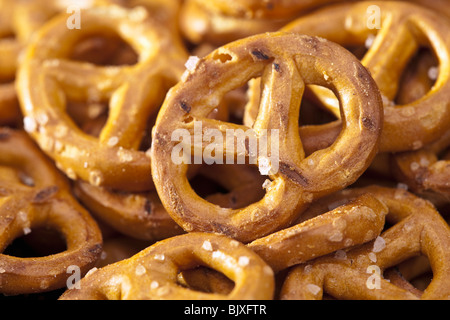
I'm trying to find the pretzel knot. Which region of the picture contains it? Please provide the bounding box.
[59,232,275,300]
[279,186,450,300]
[16,3,188,192]
[244,1,450,154]
[151,32,383,243]
[0,128,102,295]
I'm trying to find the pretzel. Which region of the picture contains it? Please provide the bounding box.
[391,128,450,202]
[244,1,450,154]
[151,32,383,243]
[247,193,388,273]
[0,128,102,295]
[279,185,450,300]
[15,2,189,192]
[59,232,275,300]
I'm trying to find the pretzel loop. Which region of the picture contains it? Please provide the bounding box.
[16,3,188,192]
[0,128,102,295]
[59,232,275,300]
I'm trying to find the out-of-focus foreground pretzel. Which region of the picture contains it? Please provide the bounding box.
[0,128,102,295]
[59,232,275,300]
[280,186,450,300]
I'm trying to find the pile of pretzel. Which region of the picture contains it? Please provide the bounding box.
[0,0,449,300]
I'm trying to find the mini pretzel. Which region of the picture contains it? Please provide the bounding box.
[245,1,450,153]
[151,32,383,243]
[59,232,274,300]
[247,193,388,273]
[0,128,102,295]
[392,128,450,202]
[279,185,450,300]
[15,3,189,192]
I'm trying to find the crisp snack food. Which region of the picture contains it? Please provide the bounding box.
[151,32,383,242]
[0,128,102,295]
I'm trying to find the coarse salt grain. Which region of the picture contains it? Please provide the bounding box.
[154,254,165,261]
[150,281,159,289]
[306,284,321,296]
[372,236,386,253]
[202,240,213,251]
[135,265,146,276]
[238,256,250,267]
[185,56,200,72]
[107,136,119,147]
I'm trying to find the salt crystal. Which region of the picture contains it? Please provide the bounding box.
[150,281,159,289]
[154,253,165,261]
[107,136,119,147]
[307,159,314,166]
[368,252,377,262]
[258,157,272,175]
[135,265,146,276]
[372,236,386,253]
[23,227,32,235]
[23,117,37,133]
[89,170,104,187]
[185,56,200,73]
[262,179,272,190]
[238,256,250,267]
[0,267,5,273]
[306,284,321,296]
[328,231,343,242]
[365,34,376,49]
[202,240,213,251]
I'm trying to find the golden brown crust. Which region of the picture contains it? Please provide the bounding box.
[59,232,274,300]
[279,185,450,300]
[0,128,102,295]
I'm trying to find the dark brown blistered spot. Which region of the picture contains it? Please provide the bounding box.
[180,100,191,113]
[144,199,153,215]
[273,63,281,73]
[33,186,60,203]
[362,117,375,131]
[251,49,270,61]
[279,162,309,186]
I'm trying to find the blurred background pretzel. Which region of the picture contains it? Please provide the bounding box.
[59,232,275,300]
[16,2,189,192]
[179,0,450,47]
[0,128,102,295]
[151,32,383,243]
[272,1,450,153]
[279,185,450,300]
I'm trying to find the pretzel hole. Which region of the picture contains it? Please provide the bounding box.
[189,164,267,209]
[300,86,339,126]
[66,100,109,137]
[384,255,431,296]
[69,32,138,66]
[3,227,66,258]
[177,266,235,294]
[395,47,438,105]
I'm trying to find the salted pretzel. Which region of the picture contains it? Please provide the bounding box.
[59,232,274,300]
[151,32,383,243]
[392,128,450,202]
[279,185,450,300]
[245,1,450,154]
[15,2,189,192]
[247,193,387,273]
[0,128,102,295]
